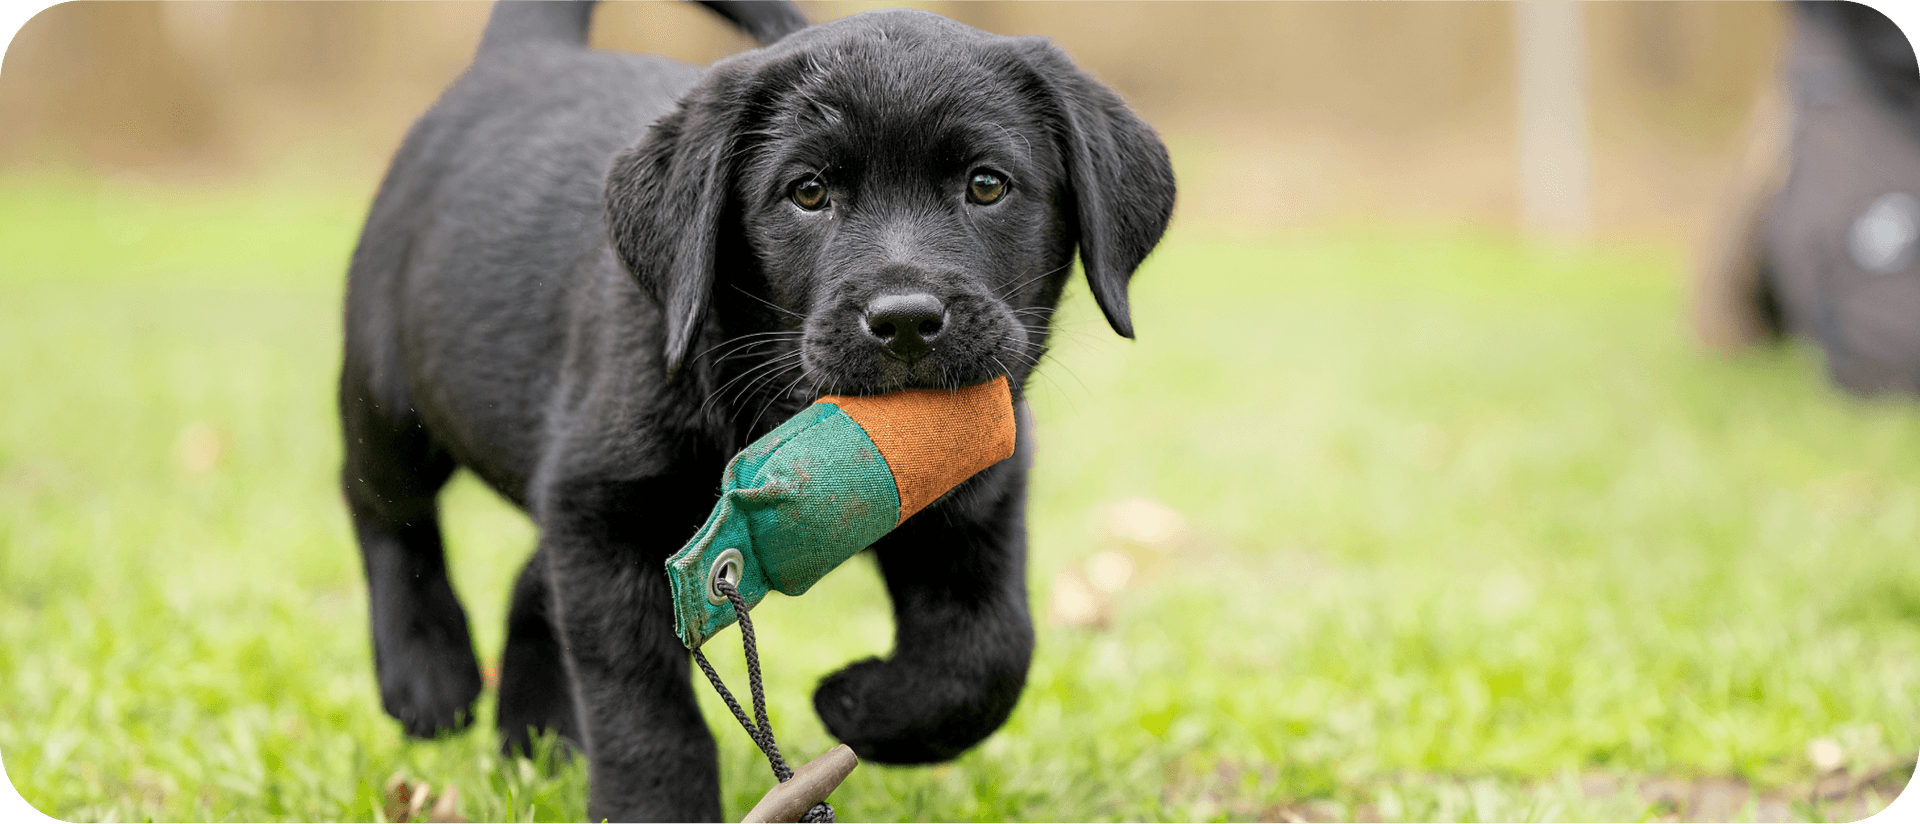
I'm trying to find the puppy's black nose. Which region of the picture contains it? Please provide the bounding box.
[864,293,945,360]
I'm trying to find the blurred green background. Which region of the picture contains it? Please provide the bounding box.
[2,3,1916,822]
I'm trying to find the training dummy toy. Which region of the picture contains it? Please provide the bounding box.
[670,376,1016,820]
[666,376,1017,649]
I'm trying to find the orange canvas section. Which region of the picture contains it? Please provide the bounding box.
[819,376,1017,524]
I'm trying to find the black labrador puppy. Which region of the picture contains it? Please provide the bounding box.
[339,1,1173,819]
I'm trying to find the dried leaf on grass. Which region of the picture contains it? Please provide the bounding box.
[1097,497,1192,555]
[1049,568,1110,629]
[481,659,501,689]
[175,422,224,475]
[383,774,467,823]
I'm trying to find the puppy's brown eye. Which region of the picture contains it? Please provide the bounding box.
[792,179,828,211]
[967,170,1007,205]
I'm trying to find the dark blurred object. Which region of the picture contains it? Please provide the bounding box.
[1695,1,1920,395]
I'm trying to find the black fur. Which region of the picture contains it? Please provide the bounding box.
[339,2,1173,819]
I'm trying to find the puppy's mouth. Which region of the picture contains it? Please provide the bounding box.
[801,342,1014,396]
[798,297,1024,397]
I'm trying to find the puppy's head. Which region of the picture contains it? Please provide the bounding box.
[606,10,1174,421]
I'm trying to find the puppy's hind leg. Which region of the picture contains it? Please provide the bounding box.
[496,548,583,759]
[341,376,482,738]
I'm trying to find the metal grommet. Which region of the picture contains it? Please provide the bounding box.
[707,547,745,606]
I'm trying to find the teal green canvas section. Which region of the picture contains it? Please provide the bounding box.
[665,402,901,648]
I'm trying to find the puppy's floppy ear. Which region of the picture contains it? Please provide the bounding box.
[604,64,756,378]
[1018,41,1177,339]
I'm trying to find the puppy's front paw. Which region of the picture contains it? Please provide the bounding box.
[813,656,1019,764]
[376,620,483,739]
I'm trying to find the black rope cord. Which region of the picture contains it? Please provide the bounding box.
[693,577,835,824]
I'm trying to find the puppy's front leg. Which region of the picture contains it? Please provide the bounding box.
[813,454,1036,764]
[538,475,723,822]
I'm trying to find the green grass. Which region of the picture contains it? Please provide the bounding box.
[1,175,1916,822]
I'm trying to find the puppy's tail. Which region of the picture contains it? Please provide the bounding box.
[694,1,810,47]
[478,0,807,54]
